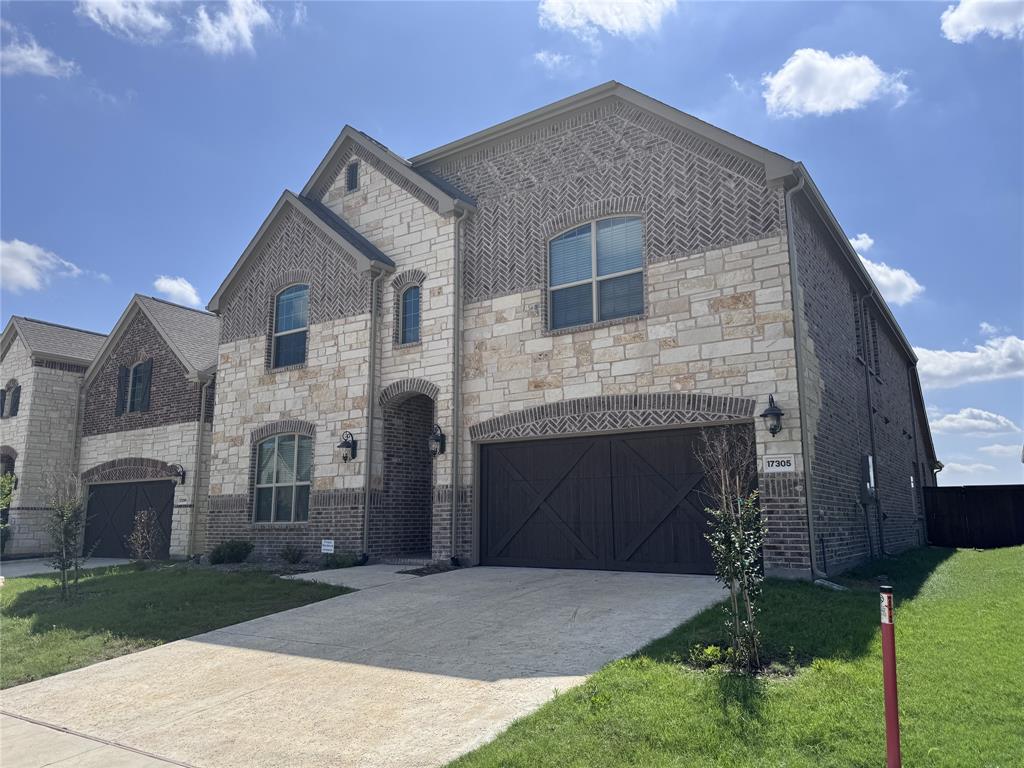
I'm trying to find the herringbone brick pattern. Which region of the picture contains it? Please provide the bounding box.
[219,206,371,344]
[422,97,784,303]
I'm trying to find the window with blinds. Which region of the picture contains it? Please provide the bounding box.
[548,216,644,330]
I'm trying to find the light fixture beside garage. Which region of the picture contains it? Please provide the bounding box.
[428,424,446,457]
[760,395,784,437]
[337,431,357,463]
[168,464,186,485]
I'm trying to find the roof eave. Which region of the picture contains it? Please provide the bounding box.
[409,81,795,182]
[791,163,918,364]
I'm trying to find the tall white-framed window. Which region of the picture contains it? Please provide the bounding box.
[399,285,421,344]
[272,284,309,368]
[254,434,312,523]
[548,216,644,330]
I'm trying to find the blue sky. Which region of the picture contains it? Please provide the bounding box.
[1,0,1022,484]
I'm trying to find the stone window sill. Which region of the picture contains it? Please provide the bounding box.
[543,313,647,338]
[250,521,310,530]
[266,362,307,375]
[393,340,422,351]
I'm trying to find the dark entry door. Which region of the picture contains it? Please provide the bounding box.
[84,481,174,559]
[480,428,718,574]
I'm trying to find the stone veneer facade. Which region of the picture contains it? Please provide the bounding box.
[205,89,934,578]
[1,335,88,556]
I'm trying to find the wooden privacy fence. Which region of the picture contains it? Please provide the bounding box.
[924,485,1024,548]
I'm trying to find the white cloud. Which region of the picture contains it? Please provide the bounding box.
[848,233,924,306]
[931,407,1021,435]
[538,0,677,46]
[943,461,997,474]
[75,1,173,42]
[915,335,1024,389]
[533,50,574,74]
[978,443,1023,457]
[191,0,274,55]
[979,321,1009,337]
[762,48,908,118]
[292,1,307,27]
[0,21,79,78]
[1,239,83,293]
[153,275,202,307]
[941,0,1024,43]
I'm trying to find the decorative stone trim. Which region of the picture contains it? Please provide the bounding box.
[378,378,439,407]
[391,269,427,347]
[32,359,89,373]
[469,393,757,442]
[250,419,316,444]
[82,457,178,484]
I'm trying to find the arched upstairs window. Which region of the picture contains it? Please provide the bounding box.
[0,381,20,419]
[254,434,312,522]
[548,216,644,330]
[400,285,421,345]
[272,284,309,368]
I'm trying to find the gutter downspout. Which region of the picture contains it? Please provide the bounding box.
[188,377,211,557]
[859,290,885,557]
[449,205,468,565]
[906,363,926,545]
[361,267,386,557]
[783,171,821,579]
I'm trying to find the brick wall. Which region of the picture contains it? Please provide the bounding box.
[369,394,434,557]
[791,193,925,574]
[83,309,204,436]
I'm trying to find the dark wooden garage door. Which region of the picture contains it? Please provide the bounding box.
[480,428,718,574]
[84,481,174,559]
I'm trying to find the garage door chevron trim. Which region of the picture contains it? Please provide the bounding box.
[469,393,755,442]
[82,457,179,484]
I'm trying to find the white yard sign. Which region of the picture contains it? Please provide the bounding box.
[763,454,795,473]
[321,539,335,554]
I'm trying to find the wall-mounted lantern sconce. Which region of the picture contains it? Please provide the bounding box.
[168,463,186,485]
[337,431,357,463]
[760,395,784,437]
[428,424,446,458]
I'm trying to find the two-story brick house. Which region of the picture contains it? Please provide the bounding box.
[203,82,938,579]
[0,317,106,556]
[78,295,219,559]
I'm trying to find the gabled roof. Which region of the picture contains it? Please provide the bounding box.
[410,81,796,182]
[86,295,220,384]
[301,125,476,214]
[207,190,395,314]
[1,316,106,366]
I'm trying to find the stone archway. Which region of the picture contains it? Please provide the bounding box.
[371,391,436,559]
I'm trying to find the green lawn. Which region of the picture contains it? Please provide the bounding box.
[0,564,347,689]
[451,546,1024,768]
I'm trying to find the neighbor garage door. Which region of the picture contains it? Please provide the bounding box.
[480,428,719,574]
[84,480,174,559]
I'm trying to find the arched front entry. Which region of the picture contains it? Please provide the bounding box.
[371,389,436,559]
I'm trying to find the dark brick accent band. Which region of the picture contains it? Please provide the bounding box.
[82,458,178,484]
[378,377,439,407]
[32,359,89,374]
[469,393,757,442]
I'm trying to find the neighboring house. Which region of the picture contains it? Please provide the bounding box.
[204,82,938,579]
[0,317,106,556]
[79,295,219,559]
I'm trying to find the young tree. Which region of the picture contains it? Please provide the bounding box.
[125,508,163,562]
[696,424,766,672]
[45,472,90,600]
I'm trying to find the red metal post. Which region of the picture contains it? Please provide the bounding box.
[879,585,902,768]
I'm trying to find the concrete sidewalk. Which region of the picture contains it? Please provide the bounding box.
[0,558,132,580]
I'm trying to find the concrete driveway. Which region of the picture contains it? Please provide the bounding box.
[0,557,132,580]
[0,566,722,768]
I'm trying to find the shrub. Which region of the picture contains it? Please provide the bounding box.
[125,508,164,561]
[688,643,735,669]
[321,552,360,569]
[209,540,254,565]
[279,544,305,564]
